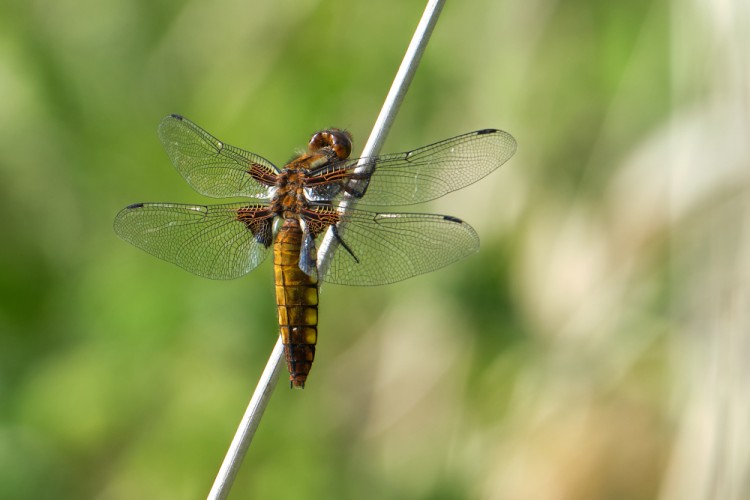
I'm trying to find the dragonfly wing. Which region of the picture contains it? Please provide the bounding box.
[318,208,479,286]
[158,114,279,199]
[322,129,516,206]
[114,202,274,280]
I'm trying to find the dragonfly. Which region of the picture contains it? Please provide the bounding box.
[114,114,516,388]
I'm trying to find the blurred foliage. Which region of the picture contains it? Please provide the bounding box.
[1,0,748,499]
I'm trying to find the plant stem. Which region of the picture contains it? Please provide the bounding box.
[208,1,446,498]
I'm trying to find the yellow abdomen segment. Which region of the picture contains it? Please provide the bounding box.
[273,219,319,388]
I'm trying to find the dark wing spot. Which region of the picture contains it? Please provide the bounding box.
[125,203,145,209]
[170,113,184,120]
[476,128,498,135]
[442,215,464,224]
[236,206,274,248]
[254,219,274,248]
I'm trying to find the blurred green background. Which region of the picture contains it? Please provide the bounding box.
[1,0,748,498]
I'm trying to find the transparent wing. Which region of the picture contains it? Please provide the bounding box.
[114,202,274,280]
[158,114,279,199]
[320,208,479,286]
[312,129,516,206]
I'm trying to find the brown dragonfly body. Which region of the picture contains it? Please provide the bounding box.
[274,218,318,387]
[235,128,354,386]
[115,114,516,387]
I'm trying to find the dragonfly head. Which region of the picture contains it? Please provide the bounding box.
[308,128,353,160]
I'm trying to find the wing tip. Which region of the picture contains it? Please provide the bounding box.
[475,128,517,151]
[476,128,518,155]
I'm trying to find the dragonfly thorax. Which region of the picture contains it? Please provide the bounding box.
[272,165,313,219]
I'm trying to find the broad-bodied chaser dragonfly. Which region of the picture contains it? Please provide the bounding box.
[114,114,516,387]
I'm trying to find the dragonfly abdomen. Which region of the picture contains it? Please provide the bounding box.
[274,218,319,388]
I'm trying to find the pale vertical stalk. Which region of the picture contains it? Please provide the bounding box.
[208,1,446,498]
[317,0,446,276]
[207,338,283,500]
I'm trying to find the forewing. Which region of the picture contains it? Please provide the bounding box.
[114,202,274,280]
[320,208,479,286]
[317,129,516,206]
[158,114,279,199]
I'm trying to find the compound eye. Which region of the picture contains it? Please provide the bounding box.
[308,129,353,159]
